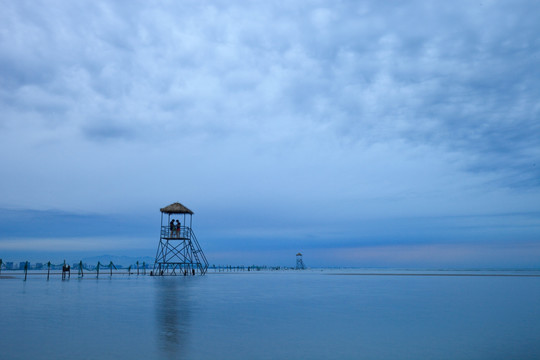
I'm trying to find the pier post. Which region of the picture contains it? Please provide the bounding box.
[24,261,28,281]
[47,261,51,280]
[109,261,116,277]
[78,261,84,278]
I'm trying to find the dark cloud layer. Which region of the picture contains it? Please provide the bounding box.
[2,1,538,175]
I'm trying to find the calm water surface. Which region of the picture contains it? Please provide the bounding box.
[1,270,540,359]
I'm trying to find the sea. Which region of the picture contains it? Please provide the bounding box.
[1,268,540,360]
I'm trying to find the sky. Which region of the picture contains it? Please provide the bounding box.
[1,0,539,268]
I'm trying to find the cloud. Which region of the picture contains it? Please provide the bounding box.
[82,120,136,141]
[0,0,539,265]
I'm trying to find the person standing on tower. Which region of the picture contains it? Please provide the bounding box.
[170,219,175,237]
[176,220,181,237]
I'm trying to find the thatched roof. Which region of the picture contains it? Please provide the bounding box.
[160,202,194,214]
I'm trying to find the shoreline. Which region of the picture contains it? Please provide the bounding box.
[2,270,540,279]
[326,272,540,277]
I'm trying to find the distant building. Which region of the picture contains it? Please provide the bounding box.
[6,262,13,270]
[35,263,43,270]
[19,262,26,270]
[296,253,306,270]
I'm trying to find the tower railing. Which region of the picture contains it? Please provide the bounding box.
[161,225,191,239]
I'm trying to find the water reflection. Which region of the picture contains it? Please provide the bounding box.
[155,277,192,359]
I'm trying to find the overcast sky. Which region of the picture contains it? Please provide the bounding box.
[1,0,539,267]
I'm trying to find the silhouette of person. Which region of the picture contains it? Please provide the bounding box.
[170,219,175,237]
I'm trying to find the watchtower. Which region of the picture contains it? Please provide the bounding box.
[153,202,209,275]
[296,252,306,270]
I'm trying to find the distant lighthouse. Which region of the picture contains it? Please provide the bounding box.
[295,252,306,270]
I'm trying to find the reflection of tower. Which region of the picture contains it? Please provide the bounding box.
[153,202,209,275]
[296,252,306,270]
[155,278,191,357]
